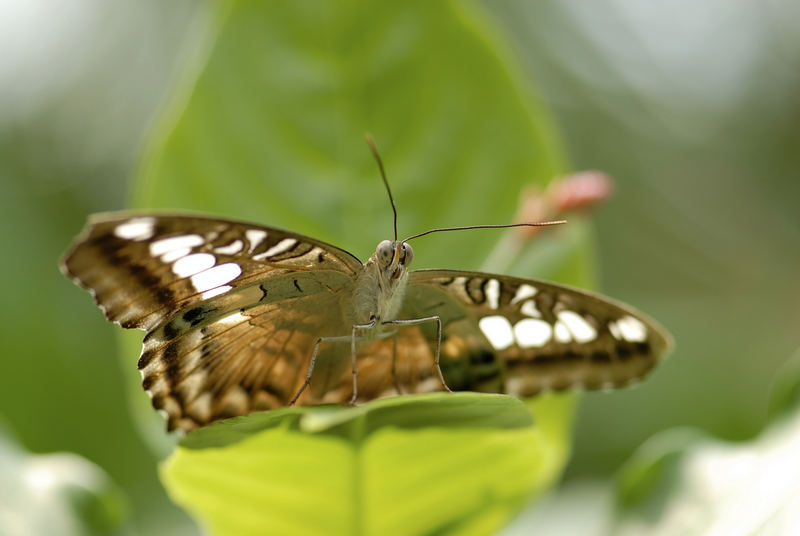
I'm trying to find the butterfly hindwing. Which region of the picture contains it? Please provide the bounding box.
[406,269,672,395]
[329,325,453,401]
[139,274,355,431]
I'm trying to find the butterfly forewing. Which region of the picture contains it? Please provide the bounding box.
[61,213,362,331]
[405,270,672,395]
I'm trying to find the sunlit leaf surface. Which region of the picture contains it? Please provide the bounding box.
[163,393,574,536]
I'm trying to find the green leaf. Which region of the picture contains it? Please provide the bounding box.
[133,0,565,271]
[127,1,581,534]
[767,347,800,422]
[163,393,572,536]
[179,393,533,450]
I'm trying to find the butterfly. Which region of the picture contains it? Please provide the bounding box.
[61,210,672,432]
[61,143,671,433]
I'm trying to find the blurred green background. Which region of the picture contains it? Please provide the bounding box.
[1,1,798,534]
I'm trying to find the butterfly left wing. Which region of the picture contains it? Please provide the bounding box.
[398,269,672,396]
[61,212,367,431]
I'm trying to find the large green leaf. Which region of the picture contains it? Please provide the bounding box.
[163,394,574,536]
[134,0,564,269]
[126,1,584,534]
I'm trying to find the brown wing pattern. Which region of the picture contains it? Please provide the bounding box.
[139,274,355,431]
[331,326,448,402]
[61,212,365,431]
[61,212,362,331]
[405,269,672,396]
[62,212,671,431]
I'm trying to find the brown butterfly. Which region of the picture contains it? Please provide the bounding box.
[61,143,671,433]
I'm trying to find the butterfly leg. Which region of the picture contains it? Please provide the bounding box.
[383,316,452,393]
[288,334,353,406]
[349,318,377,405]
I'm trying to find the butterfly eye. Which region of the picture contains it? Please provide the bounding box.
[400,242,413,266]
[376,240,394,267]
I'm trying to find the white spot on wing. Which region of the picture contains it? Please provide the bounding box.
[202,285,231,299]
[485,279,500,309]
[219,311,247,325]
[513,318,552,348]
[150,234,205,256]
[520,300,541,318]
[161,247,191,263]
[291,246,327,265]
[617,315,648,342]
[452,277,468,290]
[479,315,515,350]
[114,217,155,241]
[554,321,571,343]
[214,240,244,255]
[254,238,297,260]
[172,253,216,277]
[511,284,537,305]
[245,230,267,253]
[190,263,242,292]
[557,311,597,343]
[609,321,622,340]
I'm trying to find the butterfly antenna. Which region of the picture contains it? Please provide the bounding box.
[366,133,398,241]
[403,220,567,242]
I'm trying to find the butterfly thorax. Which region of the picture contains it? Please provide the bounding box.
[348,240,413,329]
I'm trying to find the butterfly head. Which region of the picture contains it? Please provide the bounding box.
[375,239,414,280]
